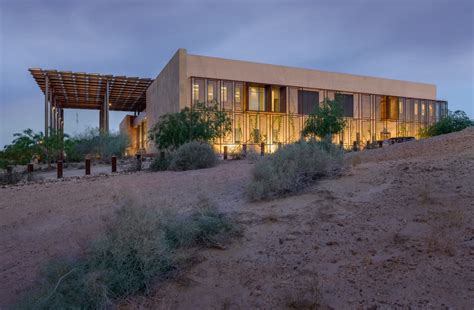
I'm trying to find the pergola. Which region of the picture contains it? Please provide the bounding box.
[29,69,153,137]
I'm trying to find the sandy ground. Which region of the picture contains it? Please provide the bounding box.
[0,128,473,309]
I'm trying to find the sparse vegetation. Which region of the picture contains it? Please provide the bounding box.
[20,197,236,309]
[67,128,129,162]
[0,128,128,171]
[420,110,472,137]
[247,140,343,200]
[169,141,217,171]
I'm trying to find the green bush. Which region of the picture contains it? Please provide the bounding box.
[150,153,171,171]
[420,110,472,137]
[148,102,231,151]
[0,129,65,169]
[169,141,217,171]
[20,198,235,309]
[247,140,343,201]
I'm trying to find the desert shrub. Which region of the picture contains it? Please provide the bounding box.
[169,141,217,171]
[69,128,129,162]
[420,110,472,137]
[20,198,235,309]
[89,204,173,298]
[0,168,24,185]
[160,197,234,248]
[150,154,171,171]
[247,140,343,201]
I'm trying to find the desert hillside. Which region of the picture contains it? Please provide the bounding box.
[0,128,473,308]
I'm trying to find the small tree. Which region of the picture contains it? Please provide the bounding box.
[420,110,472,137]
[0,129,66,169]
[149,102,232,150]
[302,98,346,142]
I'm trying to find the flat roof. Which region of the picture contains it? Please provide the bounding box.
[29,69,153,112]
[186,51,438,100]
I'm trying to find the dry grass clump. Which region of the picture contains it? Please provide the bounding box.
[247,140,343,201]
[19,197,235,309]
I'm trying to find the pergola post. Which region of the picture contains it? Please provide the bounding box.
[49,91,53,136]
[105,79,110,133]
[44,75,49,137]
[53,97,57,133]
[99,108,104,132]
[60,108,64,133]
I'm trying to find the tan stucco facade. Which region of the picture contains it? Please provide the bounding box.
[185,53,436,100]
[122,48,445,154]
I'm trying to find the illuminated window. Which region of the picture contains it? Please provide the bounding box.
[249,86,265,111]
[399,98,404,115]
[414,101,419,116]
[207,83,214,102]
[421,102,426,116]
[234,82,243,111]
[235,86,241,102]
[193,84,199,102]
[221,81,233,110]
[272,87,280,112]
[221,86,227,101]
[192,79,205,105]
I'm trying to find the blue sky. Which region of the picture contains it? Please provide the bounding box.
[0,0,473,147]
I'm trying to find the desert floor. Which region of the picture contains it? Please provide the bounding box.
[1,128,473,309]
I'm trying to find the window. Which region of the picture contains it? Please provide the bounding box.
[414,100,419,117]
[249,86,265,111]
[234,82,243,111]
[221,81,233,110]
[399,98,404,117]
[207,80,217,104]
[298,90,319,115]
[335,93,354,117]
[421,102,426,117]
[193,84,199,102]
[272,87,280,112]
[192,78,205,105]
[362,94,371,119]
[288,87,298,114]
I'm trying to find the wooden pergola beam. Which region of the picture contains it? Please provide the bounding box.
[29,68,152,112]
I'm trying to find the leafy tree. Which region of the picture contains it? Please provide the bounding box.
[0,129,66,169]
[149,102,232,150]
[420,110,473,137]
[302,98,346,142]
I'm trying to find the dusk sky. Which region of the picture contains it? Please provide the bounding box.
[0,0,473,147]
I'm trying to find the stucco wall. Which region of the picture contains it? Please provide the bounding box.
[186,54,437,100]
[146,49,187,132]
[145,49,187,151]
[119,115,138,156]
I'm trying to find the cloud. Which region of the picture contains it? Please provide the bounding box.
[0,0,473,147]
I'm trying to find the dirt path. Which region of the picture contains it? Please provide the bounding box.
[1,129,473,308]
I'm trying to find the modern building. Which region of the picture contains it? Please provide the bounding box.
[30,48,448,155]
